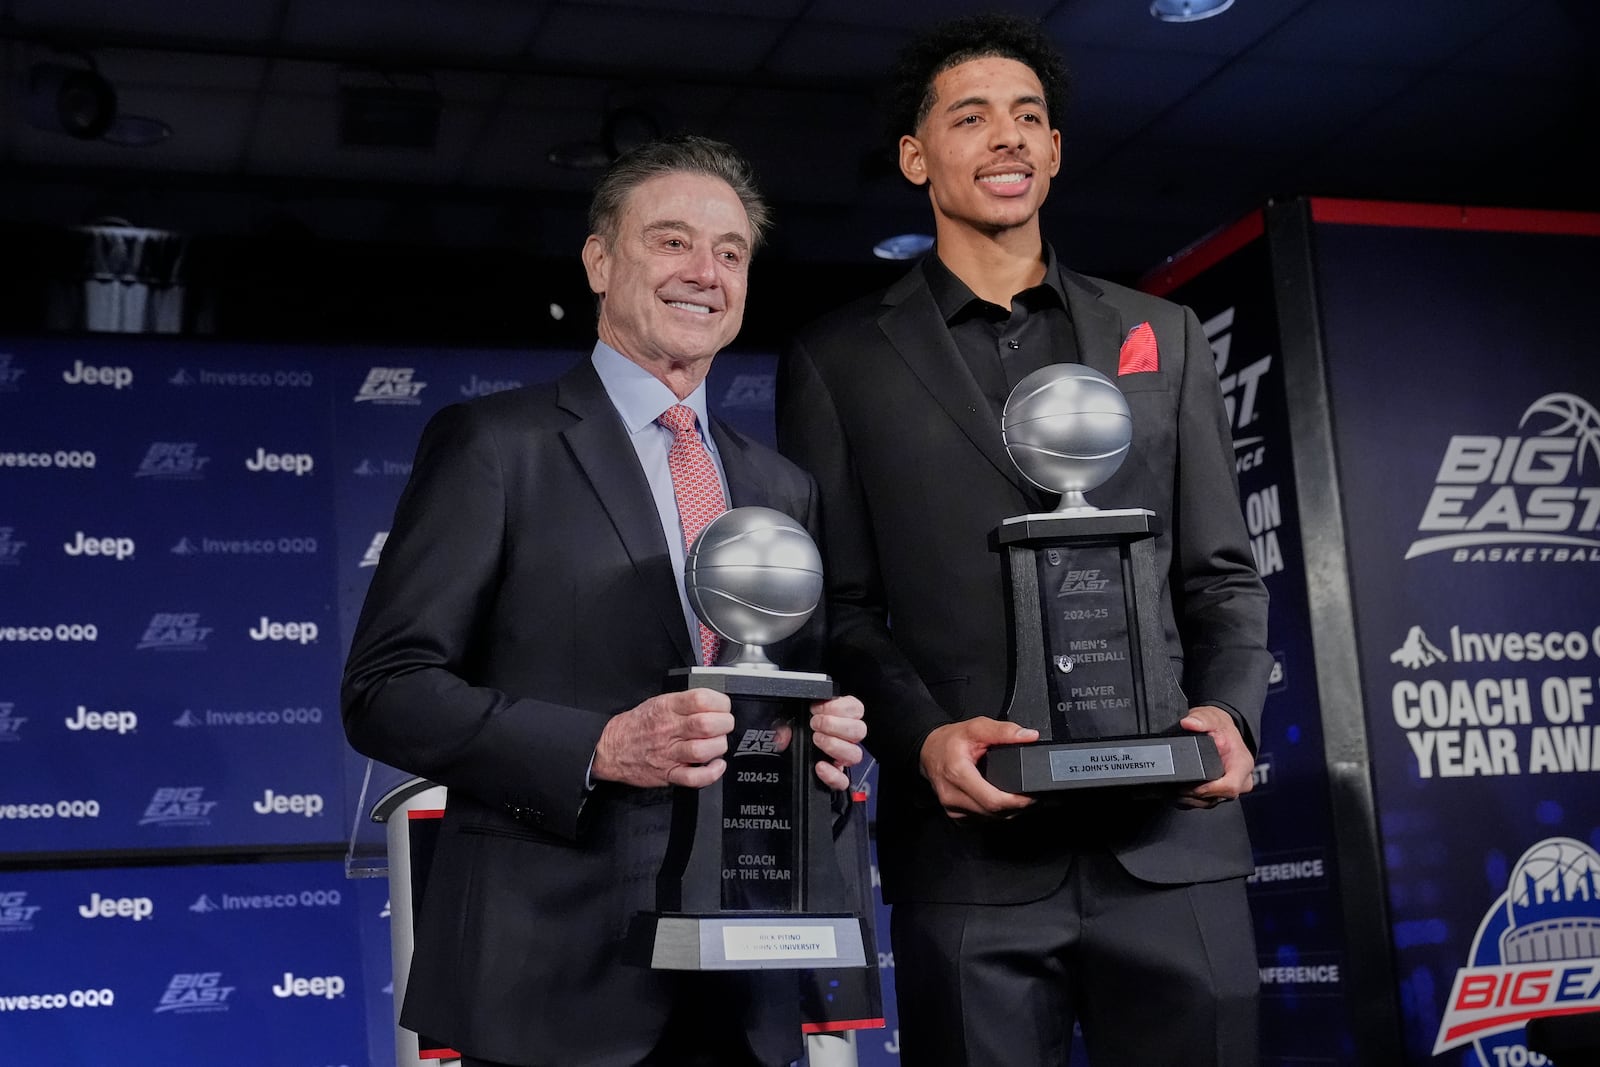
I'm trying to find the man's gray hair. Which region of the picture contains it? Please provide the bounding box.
[587,133,771,252]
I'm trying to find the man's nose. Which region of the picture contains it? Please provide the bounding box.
[991,114,1026,149]
[680,244,719,284]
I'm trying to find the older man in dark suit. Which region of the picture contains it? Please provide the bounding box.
[776,14,1271,1067]
[342,134,865,1067]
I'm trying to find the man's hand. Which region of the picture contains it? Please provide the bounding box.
[920,717,1039,819]
[591,688,735,789]
[809,694,866,791]
[1177,704,1254,809]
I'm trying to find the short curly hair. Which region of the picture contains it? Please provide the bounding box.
[885,13,1071,141]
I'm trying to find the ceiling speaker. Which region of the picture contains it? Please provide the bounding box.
[27,62,118,140]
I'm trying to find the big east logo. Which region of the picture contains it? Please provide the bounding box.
[1433,837,1600,1061]
[1408,393,1600,562]
[354,366,426,404]
[734,728,784,756]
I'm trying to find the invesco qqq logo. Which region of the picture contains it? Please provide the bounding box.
[1433,837,1600,1060]
[1409,393,1600,562]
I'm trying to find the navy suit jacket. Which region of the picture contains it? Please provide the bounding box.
[776,260,1272,906]
[343,358,821,1066]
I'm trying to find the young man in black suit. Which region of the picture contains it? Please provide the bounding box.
[776,14,1271,1067]
[343,134,866,1067]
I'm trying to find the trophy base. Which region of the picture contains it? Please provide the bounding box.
[668,665,835,700]
[982,733,1222,794]
[625,911,867,971]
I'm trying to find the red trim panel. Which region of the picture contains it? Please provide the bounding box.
[1139,211,1265,297]
[1309,197,1600,236]
[803,1017,887,1034]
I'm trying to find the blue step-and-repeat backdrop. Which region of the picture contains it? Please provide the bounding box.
[0,337,841,1066]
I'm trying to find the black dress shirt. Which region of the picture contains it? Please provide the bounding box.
[922,245,1079,424]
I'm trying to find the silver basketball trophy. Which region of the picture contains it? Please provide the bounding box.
[626,506,867,971]
[981,364,1224,793]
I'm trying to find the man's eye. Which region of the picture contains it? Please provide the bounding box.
[959,114,982,126]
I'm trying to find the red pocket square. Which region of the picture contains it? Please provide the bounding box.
[1118,321,1158,375]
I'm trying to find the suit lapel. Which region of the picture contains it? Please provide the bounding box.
[876,268,1028,491]
[878,262,1132,501]
[711,421,772,512]
[1061,268,1128,382]
[557,362,696,666]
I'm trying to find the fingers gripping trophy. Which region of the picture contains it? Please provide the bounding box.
[981,364,1224,793]
[627,506,868,971]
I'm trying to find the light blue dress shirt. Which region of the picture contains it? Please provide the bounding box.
[590,341,730,659]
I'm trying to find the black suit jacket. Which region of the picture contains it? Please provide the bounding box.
[776,259,1271,906]
[342,358,822,1067]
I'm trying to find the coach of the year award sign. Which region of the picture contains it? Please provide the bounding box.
[981,364,1224,794]
[626,506,867,972]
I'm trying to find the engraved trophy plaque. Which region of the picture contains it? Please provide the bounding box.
[626,506,867,971]
[980,364,1223,793]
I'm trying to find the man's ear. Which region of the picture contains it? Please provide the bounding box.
[581,233,609,295]
[898,134,929,186]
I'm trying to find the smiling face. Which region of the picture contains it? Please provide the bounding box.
[582,170,752,390]
[900,55,1062,245]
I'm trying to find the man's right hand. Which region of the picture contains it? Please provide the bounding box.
[920,717,1039,819]
[591,688,735,789]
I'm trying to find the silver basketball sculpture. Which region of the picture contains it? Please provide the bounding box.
[684,506,823,668]
[1001,363,1133,511]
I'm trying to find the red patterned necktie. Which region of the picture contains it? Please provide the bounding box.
[658,404,726,665]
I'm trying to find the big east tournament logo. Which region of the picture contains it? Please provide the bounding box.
[1433,837,1600,1061]
[1408,393,1600,563]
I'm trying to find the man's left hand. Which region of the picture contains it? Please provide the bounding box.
[809,695,866,791]
[1176,704,1254,809]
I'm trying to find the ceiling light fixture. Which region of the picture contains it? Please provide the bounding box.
[25,56,174,147]
[872,233,935,261]
[101,114,173,148]
[26,61,118,140]
[1150,0,1234,23]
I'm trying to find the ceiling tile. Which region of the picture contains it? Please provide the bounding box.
[1447,0,1594,77]
[804,0,1058,29]
[1139,59,1412,150]
[762,24,902,81]
[563,0,811,14]
[282,0,552,60]
[12,0,286,43]
[1250,0,1527,67]
[529,8,786,77]
[1059,44,1225,142]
